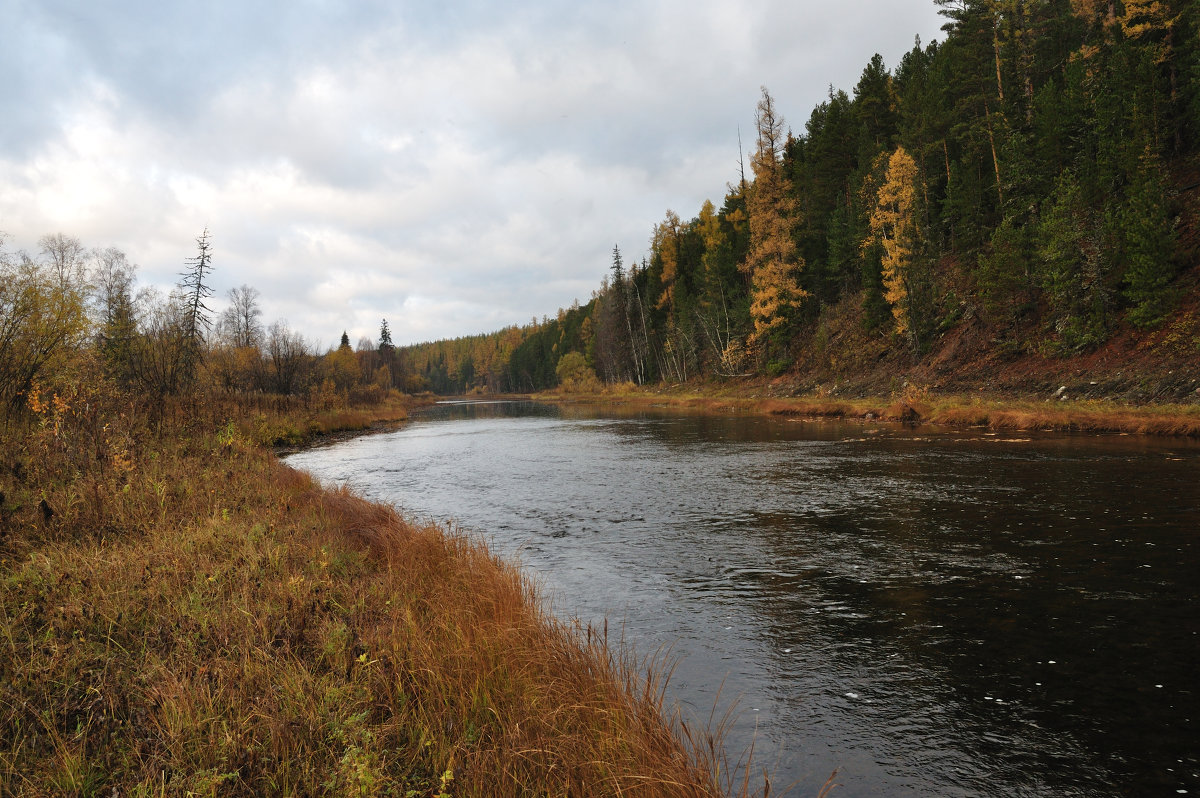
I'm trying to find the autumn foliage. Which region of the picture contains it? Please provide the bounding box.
[0,231,742,795]
[404,0,1199,396]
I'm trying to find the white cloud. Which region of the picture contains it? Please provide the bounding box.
[2,0,945,345]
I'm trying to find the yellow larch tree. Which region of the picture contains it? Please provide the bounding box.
[652,209,683,313]
[868,145,920,338]
[1118,0,1176,46]
[743,87,806,353]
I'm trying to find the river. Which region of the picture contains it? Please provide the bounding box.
[283,400,1199,797]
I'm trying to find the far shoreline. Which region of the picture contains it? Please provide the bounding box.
[497,382,1200,439]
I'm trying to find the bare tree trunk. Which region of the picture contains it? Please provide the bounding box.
[984,100,1004,205]
[992,16,1005,104]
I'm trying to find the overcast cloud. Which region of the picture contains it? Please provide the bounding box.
[2,0,945,347]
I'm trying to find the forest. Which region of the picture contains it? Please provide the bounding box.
[5,1,1199,408]
[406,0,1200,396]
[0,226,423,426]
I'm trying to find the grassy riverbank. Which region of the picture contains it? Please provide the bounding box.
[538,382,1200,438]
[1,394,734,796]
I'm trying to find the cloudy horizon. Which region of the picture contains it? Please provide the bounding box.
[3,0,946,349]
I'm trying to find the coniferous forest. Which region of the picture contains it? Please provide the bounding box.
[406,0,1200,399]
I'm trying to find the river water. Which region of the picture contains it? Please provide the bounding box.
[283,400,1199,797]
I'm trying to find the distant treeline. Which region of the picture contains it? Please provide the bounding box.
[0,228,417,418]
[406,0,1200,394]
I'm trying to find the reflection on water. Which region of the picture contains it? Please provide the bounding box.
[285,401,1200,797]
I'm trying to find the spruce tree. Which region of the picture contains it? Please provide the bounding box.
[379,319,394,354]
[1037,171,1110,351]
[178,228,214,386]
[1120,149,1178,327]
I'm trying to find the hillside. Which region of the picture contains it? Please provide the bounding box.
[405,0,1200,400]
[404,3,1200,404]
[784,266,1200,405]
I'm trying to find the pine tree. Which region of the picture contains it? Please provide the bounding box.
[1120,148,1178,327]
[92,247,139,384]
[593,245,636,383]
[977,215,1034,322]
[790,88,859,304]
[853,54,899,151]
[934,0,1007,250]
[1037,170,1110,350]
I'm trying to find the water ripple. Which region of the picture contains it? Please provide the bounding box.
[284,402,1200,798]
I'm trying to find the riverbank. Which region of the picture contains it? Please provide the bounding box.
[535,382,1200,438]
[0,395,733,795]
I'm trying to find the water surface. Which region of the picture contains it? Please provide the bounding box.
[285,401,1199,796]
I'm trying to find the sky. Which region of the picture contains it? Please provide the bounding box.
[1,0,946,349]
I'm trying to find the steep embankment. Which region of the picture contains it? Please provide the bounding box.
[782,162,1200,406]
[781,271,1200,406]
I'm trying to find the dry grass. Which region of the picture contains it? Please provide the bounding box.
[0,390,736,796]
[760,400,856,419]
[926,398,1200,436]
[765,393,1200,435]
[542,382,1200,438]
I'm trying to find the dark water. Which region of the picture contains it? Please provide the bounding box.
[284,401,1200,797]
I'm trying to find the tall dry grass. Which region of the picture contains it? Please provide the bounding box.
[929,400,1200,436]
[550,381,1200,438]
[1,388,740,796]
[307,484,731,796]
